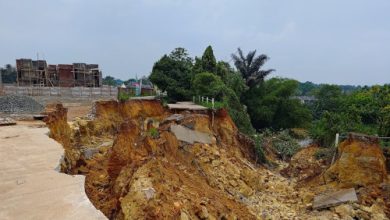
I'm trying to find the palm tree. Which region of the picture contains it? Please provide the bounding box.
[231,48,274,88]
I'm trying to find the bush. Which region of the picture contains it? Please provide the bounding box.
[254,135,267,163]
[118,92,131,102]
[289,128,309,139]
[148,127,159,139]
[270,130,300,161]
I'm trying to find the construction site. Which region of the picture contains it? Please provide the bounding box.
[0,96,389,220]
[15,59,102,87]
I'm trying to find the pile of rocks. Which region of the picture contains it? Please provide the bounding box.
[0,95,43,114]
[0,117,16,126]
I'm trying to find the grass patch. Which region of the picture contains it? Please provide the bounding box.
[148,127,159,139]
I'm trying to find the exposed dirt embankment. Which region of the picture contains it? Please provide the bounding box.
[44,100,320,219]
[44,100,390,219]
[324,133,387,188]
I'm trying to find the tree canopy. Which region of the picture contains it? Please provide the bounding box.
[231,48,274,88]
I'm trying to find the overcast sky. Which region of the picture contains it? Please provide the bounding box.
[0,0,389,85]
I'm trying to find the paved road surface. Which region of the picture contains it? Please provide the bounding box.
[0,121,106,220]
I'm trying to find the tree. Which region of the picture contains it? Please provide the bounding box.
[297,81,318,96]
[313,85,344,119]
[231,48,274,88]
[243,78,312,130]
[149,48,193,101]
[0,64,17,84]
[192,72,225,100]
[102,76,117,86]
[201,46,217,73]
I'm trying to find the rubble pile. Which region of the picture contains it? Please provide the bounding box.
[44,100,390,219]
[0,117,16,126]
[281,146,328,182]
[0,95,43,114]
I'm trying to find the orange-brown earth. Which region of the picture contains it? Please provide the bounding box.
[44,100,390,220]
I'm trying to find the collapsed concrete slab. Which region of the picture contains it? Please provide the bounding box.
[313,188,358,209]
[170,124,212,144]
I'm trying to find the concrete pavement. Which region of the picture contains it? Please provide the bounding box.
[0,121,106,220]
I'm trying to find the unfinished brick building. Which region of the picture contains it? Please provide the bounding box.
[16,59,102,87]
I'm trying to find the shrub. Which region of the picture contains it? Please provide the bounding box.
[148,127,159,139]
[254,135,267,163]
[271,131,300,161]
[289,128,309,139]
[118,92,131,102]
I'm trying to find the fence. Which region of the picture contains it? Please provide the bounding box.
[194,96,215,109]
[0,85,117,98]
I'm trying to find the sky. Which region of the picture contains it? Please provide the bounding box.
[0,0,389,85]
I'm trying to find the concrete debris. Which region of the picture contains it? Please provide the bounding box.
[0,95,43,114]
[164,114,184,122]
[167,102,208,111]
[170,124,212,144]
[313,188,358,209]
[0,117,16,126]
[142,187,156,200]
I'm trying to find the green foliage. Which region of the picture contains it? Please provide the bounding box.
[231,48,274,88]
[192,72,225,100]
[102,76,117,86]
[118,92,131,102]
[197,100,226,109]
[223,88,256,135]
[271,130,301,161]
[149,48,194,101]
[289,128,309,139]
[243,78,312,130]
[297,81,317,96]
[312,84,344,119]
[254,135,267,163]
[0,64,17,84]
[201,46,217,73]
[310,84,390,147]
[148,127,159,139]
[220,63,248,98]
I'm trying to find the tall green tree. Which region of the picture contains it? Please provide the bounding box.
[313,84,344,119]
[149,48,193,101]
[231,48,274,88]
[192,72,225,100]
[243,78,312,130]
[201,46,217,73]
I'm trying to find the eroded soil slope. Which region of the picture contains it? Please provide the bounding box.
[44,100,390,220]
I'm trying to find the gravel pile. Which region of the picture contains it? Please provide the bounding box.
[0,95,44,114]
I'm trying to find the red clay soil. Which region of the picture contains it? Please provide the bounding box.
[44,100,390,219]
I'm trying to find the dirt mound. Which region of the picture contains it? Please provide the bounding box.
[281,145,329,182]
[323,133,387,188]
